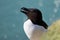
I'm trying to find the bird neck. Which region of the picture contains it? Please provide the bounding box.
[30,19,48,29]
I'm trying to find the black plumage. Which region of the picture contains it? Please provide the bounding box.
[21,7,48,29]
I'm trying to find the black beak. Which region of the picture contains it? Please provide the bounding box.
[20,7,29,14]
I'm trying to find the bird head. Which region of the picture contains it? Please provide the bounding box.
[21,7,42,20]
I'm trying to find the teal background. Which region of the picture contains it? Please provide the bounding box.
[0,0,60,40]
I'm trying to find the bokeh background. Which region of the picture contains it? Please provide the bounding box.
[0,0,60,40]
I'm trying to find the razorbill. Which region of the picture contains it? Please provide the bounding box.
[20,7,48,40]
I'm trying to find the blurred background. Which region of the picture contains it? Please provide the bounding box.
[0,0,60,40]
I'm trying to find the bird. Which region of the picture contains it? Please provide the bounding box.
[20,7,48,40]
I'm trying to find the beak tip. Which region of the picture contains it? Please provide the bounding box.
[20,7,29,14]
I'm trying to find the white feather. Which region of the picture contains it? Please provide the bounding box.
[23,19,47,40]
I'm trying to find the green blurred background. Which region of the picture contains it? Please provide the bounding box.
[0,0,60,40]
